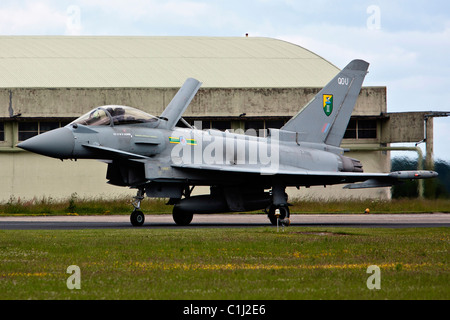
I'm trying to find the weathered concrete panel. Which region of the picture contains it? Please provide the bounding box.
[0,152,135,201]
[381,112,425,143]
[354,87,386,115]
[1,86,386,119]
[1,88,169,118]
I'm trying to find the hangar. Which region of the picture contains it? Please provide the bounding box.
[0,36,432,202]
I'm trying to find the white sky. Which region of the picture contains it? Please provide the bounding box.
[1,0,449,161]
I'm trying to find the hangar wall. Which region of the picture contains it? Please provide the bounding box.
[0,86,385,118]
[0,86,390,202]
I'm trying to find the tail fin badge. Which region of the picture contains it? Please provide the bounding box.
[323,94,333,116]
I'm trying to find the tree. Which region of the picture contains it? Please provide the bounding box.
[391,157,449,199]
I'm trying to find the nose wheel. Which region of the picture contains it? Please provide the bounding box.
[130,210,145,226]
[130,188,145,226]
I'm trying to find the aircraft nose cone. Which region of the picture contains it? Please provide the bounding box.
[17,127,74,159]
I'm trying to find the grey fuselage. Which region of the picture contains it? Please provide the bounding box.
[57,120,361,190]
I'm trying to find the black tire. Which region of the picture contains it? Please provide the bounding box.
[130,210,145,226]
[268,205,289,225]
[172,206,193,226]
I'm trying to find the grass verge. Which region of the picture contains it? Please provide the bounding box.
[1,195,449,216]
[0,227,448,300]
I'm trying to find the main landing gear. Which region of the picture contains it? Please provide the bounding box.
[172,205,193,226]
[130,188,145,226]
[267,183,290,226]
[267,205,290,226]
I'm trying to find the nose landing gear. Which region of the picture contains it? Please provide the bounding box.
[130,188,145,226]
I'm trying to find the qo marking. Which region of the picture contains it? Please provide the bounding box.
[337,77,349,85]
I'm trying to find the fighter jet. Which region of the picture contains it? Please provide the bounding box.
[18,60,437,226]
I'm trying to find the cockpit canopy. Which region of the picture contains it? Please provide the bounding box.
[70,105,159,127]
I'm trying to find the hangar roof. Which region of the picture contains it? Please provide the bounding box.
[0,36,339,88]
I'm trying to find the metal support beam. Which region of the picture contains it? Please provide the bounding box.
[424,116,434,171]
[348,146,424,199]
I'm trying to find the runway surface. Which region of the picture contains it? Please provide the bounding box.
[0,213,449,229]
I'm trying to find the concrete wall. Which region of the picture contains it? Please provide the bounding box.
[1,87,386,119]
[0,151,391,202]
[381,112,426,143]
[0,86,392,202]
[0,152,135,201]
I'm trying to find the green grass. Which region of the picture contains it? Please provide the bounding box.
[0,195,172,215]
[289,198,450,214]
[1,195,449,216]
[0,227,448,300]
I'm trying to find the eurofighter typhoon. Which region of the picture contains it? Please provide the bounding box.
[18,60,437,226]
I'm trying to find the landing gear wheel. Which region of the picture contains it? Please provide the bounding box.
[268,205,289,226]
[172,206,193,226]
[130,210,145,226]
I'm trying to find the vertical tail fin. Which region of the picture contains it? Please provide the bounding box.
[160,78,202,129]
[281,59,369,147]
